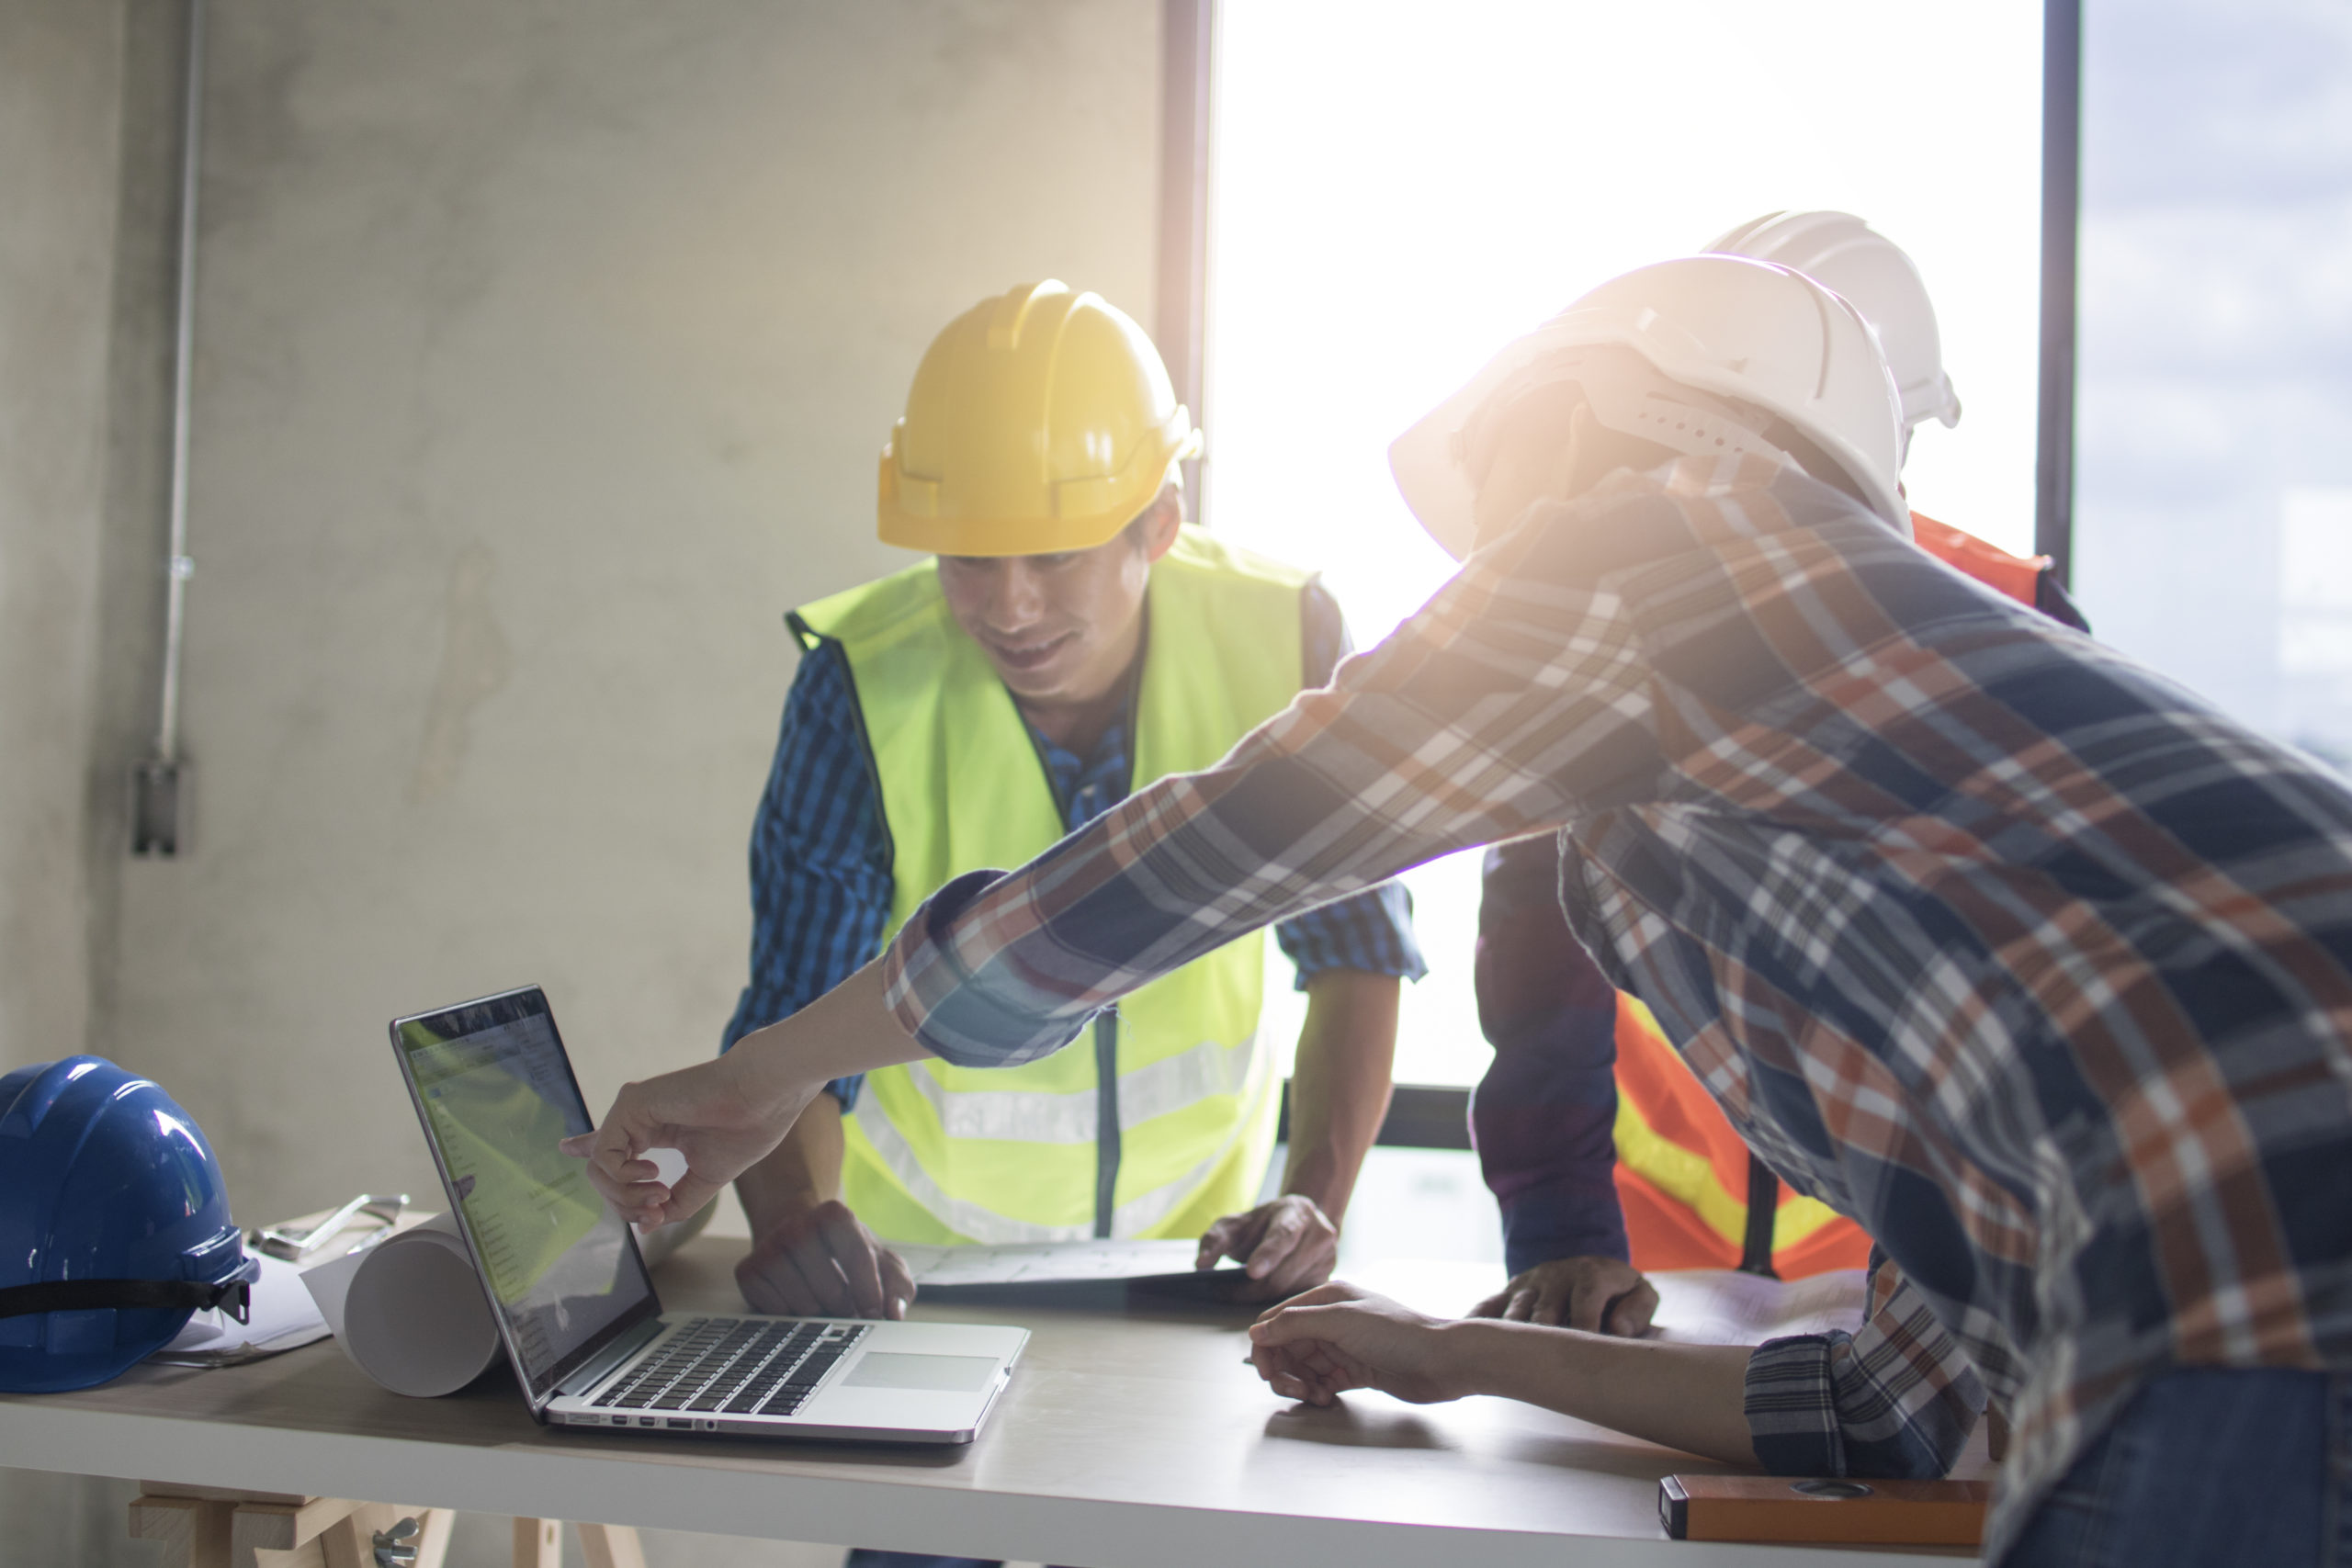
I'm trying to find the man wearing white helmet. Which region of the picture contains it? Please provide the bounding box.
[1464,216,2091,1343]
[1708,209,2085,624]
[716,281,1422,1345]
[575,254,2352,1567]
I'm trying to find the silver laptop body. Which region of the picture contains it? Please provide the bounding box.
[390,985,1026,1443]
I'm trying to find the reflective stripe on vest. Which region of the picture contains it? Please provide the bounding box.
[1911,512,2051,607]
[793,525,1308,1245]
[1611,994,1872,1279]
[1606,515,2038,1280]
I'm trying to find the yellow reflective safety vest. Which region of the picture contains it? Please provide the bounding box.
[789,525,1308,1245]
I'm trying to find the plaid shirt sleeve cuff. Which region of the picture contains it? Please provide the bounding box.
[883,869,1096,1068]
[1745,1331,1849,1474]
[1745,1259,1986,1480]
[1275,881,1428,988]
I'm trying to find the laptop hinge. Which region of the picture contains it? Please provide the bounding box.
[556,1315,665,1400]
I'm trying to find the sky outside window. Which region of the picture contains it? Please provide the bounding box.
[2075,0,2352,765]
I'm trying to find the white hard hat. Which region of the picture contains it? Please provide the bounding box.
[1388,254,1907,560]
[1706,210,1962,440]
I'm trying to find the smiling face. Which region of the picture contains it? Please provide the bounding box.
[936,489,1182,724]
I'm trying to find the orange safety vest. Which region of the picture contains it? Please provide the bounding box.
[1611,514,2055,1279]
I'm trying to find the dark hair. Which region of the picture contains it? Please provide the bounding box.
[1753,416,1875,513]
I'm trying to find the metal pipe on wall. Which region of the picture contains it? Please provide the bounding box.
[1156,0,1216,525]
[131,0,207,858]
[2036,0,2081,586]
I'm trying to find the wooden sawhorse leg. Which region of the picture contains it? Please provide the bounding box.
[513,1517,646,1568]
[130,1484,454,1568]
[130,1483,639,1568]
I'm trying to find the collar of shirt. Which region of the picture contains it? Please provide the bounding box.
[1033,715,1133,834]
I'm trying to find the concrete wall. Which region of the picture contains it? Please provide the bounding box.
[1,4,1160,1563]
[98,0,1165,1228]
[0,0,126,1072]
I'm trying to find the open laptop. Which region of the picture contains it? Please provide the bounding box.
[389,985,1027,1442]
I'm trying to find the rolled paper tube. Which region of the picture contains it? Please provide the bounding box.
[302,1214,502,1397]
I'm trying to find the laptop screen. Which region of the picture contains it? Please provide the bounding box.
[393,987,658,1404]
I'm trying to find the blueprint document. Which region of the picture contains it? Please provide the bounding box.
[150,1254,332,1367]
[894,1238,1230,1288]
[1648,1268,1869,1345]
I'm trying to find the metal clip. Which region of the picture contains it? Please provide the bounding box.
[254,1193,407,1261]
[372,1516,421,1568]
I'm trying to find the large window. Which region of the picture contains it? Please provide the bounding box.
[2075,0,2352,763]
[1209,0,2048,1086]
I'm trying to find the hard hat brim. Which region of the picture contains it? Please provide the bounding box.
[1389,259,1908,560]
[877,424,1201,558]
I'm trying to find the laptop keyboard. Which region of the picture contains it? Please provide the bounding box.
[590,1318,871,1419]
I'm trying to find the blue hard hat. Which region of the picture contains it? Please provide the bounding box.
[0,1057,256,1393]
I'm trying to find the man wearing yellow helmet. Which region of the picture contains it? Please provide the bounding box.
[718,283,1422,1343]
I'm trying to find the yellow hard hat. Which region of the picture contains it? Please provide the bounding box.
[878,281,1203,557]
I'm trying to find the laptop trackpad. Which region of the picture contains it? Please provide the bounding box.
[843,1353,997,1393]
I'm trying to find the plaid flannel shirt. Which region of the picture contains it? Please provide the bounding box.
[879,455,2352,1559]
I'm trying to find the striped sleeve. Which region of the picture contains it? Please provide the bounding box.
[1271,577,1428,987]
[884,492,1661,1068]
[1744,1253,1986,1479]
[1273,883,1427,987]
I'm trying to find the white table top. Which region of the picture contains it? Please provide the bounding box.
[0,1241,1979,1565]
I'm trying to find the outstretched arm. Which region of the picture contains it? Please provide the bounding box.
[1249,1282,1756,1465]
[574,497,1663,1218]
[564,958,929,1224]
[1253,1257,1986,1483]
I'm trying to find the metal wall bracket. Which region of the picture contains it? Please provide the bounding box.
[130,759,189,858]
[135,0,207,860]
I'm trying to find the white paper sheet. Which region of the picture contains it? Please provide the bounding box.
[894,1238,1221,1287]
[150,1253,332,1367]
[1646,1268,1869,1345]
[301,1213,503,1396]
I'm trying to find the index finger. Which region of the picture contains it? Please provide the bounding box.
[1561,1274,1611,1331]
[1250,1280,1355,1327]
[561,1124,660,1185]
[1243,1206,1306,1280]
[1602,1279,1660,1338]
[654,1170,727,1229]
[878,1248,917,1321]
[814,1205,888,1318]
[563,1129,669,1221]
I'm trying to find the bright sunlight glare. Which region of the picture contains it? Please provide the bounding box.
[1209,0,2046,1086]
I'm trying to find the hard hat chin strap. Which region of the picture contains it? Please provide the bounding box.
[0,1275,252,1325]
